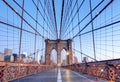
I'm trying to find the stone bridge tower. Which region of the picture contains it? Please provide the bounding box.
[45,39,73,65]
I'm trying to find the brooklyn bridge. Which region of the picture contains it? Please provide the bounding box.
[0,0,120,82]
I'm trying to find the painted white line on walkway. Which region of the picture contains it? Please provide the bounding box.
[57,68,62,82]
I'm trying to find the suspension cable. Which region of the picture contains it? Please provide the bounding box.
[73,48,97,61]
[63,0,85,37]
[63,0,105,38]
[89,0,96,61]
[72,0,113,39]
[3,0,46,39]
[78,20,120,36]
[32,0,56,38]
[12,0,55,38]
[61,0,72,34]
[59,0,64,39]
[52,0,58,39]
[77,0,83,62]
[45,0,57,39]
[34,0,39,61]
[38,0,56,36]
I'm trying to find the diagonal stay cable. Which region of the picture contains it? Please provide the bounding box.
[79,20,120,36]
[3,0,46,39]
[62,0,72,30]
[63,0,112,39]
[73,48,97,61]
[59,0,64,39]
[61,0,73,38]
[12,0,55,38]
[62,0,79,33]
[62,0,85,37]
[27,48,45,57]
[63,0,105,38]
[45,0,57,38]
[72,0,113,39]
[38,0,55,34]
[32,0,57,37]
[61,0,74,37]
[52,0,58,39]
[0,20,36,35]
[38,0,54,27]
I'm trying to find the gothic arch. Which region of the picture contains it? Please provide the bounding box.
[61,49,67,65]
[50,49,57,64]
[45,39,73,65]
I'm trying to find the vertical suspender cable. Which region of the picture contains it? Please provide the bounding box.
[42,0,45,63]
[77,0,83,62]
[72,0,113,39]
[13,12,15,53]
[69,0,72,39]
[3,0,46,39]
[19,0,24,60]
[63,0,85,38]
[52,0,58,39]
[34,0,39,61]
[7,6,8,49]
[111,3,114,59]
[18,0,24,82]
[71,0,75,63]
[105,8,107,59]
[100,14,101,60]
[89,0,96,61]
[60,0,64,39]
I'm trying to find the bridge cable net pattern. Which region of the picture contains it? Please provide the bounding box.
[0,0,120,82]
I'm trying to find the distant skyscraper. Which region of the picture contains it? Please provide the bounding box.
[4,48,12,55]
[0,52,4,61]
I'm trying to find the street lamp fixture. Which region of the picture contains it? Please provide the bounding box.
[66,51,69,55]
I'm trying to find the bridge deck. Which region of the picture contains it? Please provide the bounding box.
[12,68,107,82]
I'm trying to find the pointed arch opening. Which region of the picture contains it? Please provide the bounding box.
[50,49,57,65]
[61,49,67,65]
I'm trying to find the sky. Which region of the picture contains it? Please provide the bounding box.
[0,0,120,63]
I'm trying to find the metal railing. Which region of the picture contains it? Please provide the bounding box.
[62,58,120,82]
[0,62,55,82]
